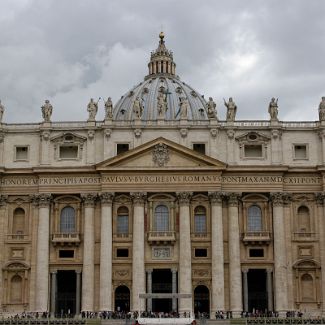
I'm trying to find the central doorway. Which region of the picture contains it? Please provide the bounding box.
[152,269,173,312]
[56,270,76,316]
[115,286,130,312]
[247,269,268,313]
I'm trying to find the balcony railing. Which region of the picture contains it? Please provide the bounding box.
[292,232,317,241]
[242,231,271,245]
[147,231,176,244]
[113,233,132,241]
[52,233,81,246]
[6,234,29,241]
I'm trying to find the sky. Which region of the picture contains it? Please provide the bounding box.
[0,0,324,123]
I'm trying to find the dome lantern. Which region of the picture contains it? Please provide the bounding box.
[147,32,176,77]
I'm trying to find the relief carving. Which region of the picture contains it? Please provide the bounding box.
[152,143,169,167]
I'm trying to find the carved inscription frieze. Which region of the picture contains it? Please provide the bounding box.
[152,247,172,259]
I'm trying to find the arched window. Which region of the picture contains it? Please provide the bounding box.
[117,206,129,234]
[194,206,207,233]
[154,205,169,232]
[10,275,23,303]
[301,273,314,301]
[60,206,76,233]
[247,205,262,232]
[298,206,311,232]
[12,208,25,234]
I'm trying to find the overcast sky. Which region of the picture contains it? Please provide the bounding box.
[0,0,324,123]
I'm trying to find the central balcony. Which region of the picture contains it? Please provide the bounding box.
[241,231,271,245]
[147,231,176,245]
[52,233,81,246]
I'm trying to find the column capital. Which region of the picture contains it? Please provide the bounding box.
[0,194,8,206]
[227,192,241,206]
[131,192,147,204]
[208,191,224,204]
[99,192,114,204]
[32,193,52,207]
[266,268,273,274]
[315,192,325,206]
[177,192,193,205]
[270,192,292,206]
[146,268,153,274]
[242,268,249,274]
[50,270,57,274]
[171,268,178,273]
[81,193,97,207]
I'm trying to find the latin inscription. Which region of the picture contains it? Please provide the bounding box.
[0,175,322,186]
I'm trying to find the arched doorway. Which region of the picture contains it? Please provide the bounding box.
[194,285,210,316]
[115,286,130,312]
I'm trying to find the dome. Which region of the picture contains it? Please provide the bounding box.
[113,33,209,121]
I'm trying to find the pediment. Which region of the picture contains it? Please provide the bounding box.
[96,137,226,170]
[50,132,87,144]
[235,131,270,144]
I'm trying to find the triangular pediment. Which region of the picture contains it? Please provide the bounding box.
[96,137,226,170]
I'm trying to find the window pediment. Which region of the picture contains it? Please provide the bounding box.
[50,132,87,145]
[235,131,271,144]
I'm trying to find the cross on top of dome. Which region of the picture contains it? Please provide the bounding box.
[147,32,176,77]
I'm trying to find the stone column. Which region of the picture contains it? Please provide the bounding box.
[266,269,274,312]
[171,268,177,312]
[227,193,242,317]
[131,192,147,311]
[147,269,153,312]
[0,195,8,310]
[50,271,57,316]
[177,192,193,314]
[81,193,97,312]
[35,193,52,312]
[315,193,325,316]
[270,193,288,317]
[209,192,225,317]
[242,269,249,312]
[99,192,114,311]
[76,270,81,315]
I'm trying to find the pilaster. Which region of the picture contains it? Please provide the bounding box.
[0,195,8,310]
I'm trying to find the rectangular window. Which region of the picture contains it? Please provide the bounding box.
[116,248,129,258]
[117,215,129,234]
[117,143,129,155]
[294,145,307,159]
[195,248,207,257]
[15,146,29,161]
[194,215,206,233]
[193,143,206,155]
[59,250,74,258]
[244,145,263,158]
[59,146,78,159]
[249,248,264,258]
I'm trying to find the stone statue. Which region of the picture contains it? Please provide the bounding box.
[41,99,53,122]
[179,97,189,119]
[87,98,98,121]
[133,97,143,119]
[224,97,237,122]
[104,97,113,120]
[268,97,279,121]
[319,97,325,121]
[0,100,4,123]
[157,91,168,118]
[206,97,217,119]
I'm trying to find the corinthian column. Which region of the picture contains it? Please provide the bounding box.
[81,193,97,311]
[35,193,52,312]
[270,193,288,316]
[315,193,325,316]
[209,192,225,317]
[131,192,147,311]
[99,192,114,311]
[177,192,193,314]
[0,195,8,310]
[227,192,242,317]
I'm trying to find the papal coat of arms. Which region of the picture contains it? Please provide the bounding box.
[152,143,169,167]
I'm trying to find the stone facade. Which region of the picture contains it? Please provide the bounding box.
[0,34,325,318]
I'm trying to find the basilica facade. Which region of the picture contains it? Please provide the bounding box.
[1,33,325,319]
